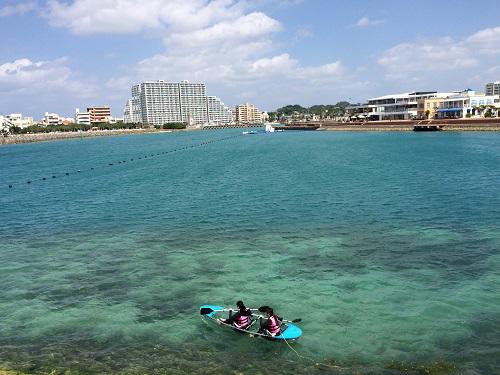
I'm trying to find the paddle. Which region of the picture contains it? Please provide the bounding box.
[200,307,231,315]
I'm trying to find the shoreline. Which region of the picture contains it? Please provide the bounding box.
[323,125,500,131]
[0,129,179,146]
[2,124,500,146]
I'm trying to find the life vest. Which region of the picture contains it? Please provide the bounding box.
[267,315,281,335]
[234,313,250,328]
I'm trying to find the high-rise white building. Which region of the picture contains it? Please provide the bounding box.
[485,81,500,96]
[207,96,232,125]
[124,80,229,126]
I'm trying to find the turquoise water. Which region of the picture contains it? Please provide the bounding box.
[0,130,499,374]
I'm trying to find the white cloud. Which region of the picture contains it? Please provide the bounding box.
[0,1,37,17]
[0,57,95,110]
[46,0,245,35]
[378,36,479,80]
[167,12,281,47]
[0,58,71,90]
[465,26,500,55]
[44,0,349,110]
[353,16,384,28]
[250,54,298,76]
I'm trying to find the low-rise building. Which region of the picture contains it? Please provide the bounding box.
[5,113,34,128]
[417,97,448,119]
[43,112,61,126]
[437,90,499,118]
[75,108,91,125]
[367,92,454,120]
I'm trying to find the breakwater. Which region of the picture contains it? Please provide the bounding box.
[0,129,163,146]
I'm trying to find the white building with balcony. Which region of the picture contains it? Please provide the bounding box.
[43,112,62,126]
[4,113,34,128]
[366,91,454,120]
[437,90,499,118]
[207,96,232,125]
[75,108,91,125]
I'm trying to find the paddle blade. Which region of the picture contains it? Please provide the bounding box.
[200,307,214,315]
[291,318,302,323]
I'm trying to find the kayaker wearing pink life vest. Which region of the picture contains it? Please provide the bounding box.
[259,307,282,336]
[224,300,253,330]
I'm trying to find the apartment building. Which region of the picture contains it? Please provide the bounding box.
[124,80,230,126]
[43,112,61,126]
[485,81,500,96]
[75,108,91,125]
[4,113,34,128]
[235,103,262,123]
[87,106,111,123]
[207,96,232,125]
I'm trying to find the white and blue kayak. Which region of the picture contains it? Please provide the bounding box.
[200,304,302,341]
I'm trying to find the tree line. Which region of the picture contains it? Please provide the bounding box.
[267,102,351,120]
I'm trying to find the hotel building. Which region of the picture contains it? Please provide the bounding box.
[235,103,262,123]
[124,80,230,126]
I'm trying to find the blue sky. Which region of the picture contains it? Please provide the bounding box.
[1,0,500,118]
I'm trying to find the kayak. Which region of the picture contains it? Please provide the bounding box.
[200,304,302,341]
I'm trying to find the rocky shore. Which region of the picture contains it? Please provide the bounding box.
[0,129,164,146]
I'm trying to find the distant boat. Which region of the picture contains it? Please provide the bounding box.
[242,130,256,135]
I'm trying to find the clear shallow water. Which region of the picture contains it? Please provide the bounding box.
[0,131,499,374]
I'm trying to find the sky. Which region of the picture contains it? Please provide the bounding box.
[1,0,500,118]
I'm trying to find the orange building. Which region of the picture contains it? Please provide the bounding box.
[87,106,111,123]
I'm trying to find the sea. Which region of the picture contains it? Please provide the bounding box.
[0,130,499,375]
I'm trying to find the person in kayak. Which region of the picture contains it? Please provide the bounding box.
[223,300,253,330]
[259,307,282,336]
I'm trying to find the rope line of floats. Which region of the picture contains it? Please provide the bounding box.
[5,134,242,190]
